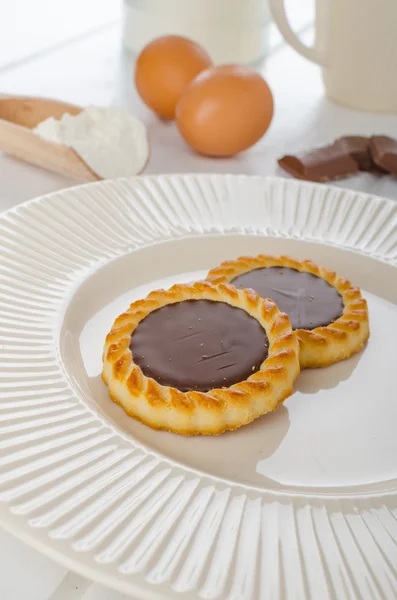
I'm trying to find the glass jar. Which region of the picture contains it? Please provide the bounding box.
[123,0,271,65]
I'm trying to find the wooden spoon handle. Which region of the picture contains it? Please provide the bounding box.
[0,118,99,181]
[0,95,81,128]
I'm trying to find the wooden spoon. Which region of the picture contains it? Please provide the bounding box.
[0,96,100,181]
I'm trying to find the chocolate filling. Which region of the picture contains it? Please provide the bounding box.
[129,300,269,392]
[232,267,343,330]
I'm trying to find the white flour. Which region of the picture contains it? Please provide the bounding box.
[34,106,149,179]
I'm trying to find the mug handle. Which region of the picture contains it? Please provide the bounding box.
[269,0,327,66]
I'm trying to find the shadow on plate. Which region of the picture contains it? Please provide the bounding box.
[294,349,364,395]
[89,373,290,488]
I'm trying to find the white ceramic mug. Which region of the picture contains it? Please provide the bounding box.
[269,0,397,113]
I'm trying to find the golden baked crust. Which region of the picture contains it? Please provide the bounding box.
[102,281,300,435]
[207,255,370,369]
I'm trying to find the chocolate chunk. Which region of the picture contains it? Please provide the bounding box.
[278,144,359,183]
[369,136,397,175]
[130,300,268,392]
[335,135,374,171]
[232,267,343,330]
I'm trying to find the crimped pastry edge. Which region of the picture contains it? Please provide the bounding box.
[207,255,370,369]
[102,281,300,435]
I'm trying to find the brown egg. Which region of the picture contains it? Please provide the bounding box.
[135,36,212,121]
[175,65,274,156]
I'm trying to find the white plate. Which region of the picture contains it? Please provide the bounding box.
[0,175,397,600]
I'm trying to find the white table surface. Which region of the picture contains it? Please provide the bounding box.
[1,2,397,599]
